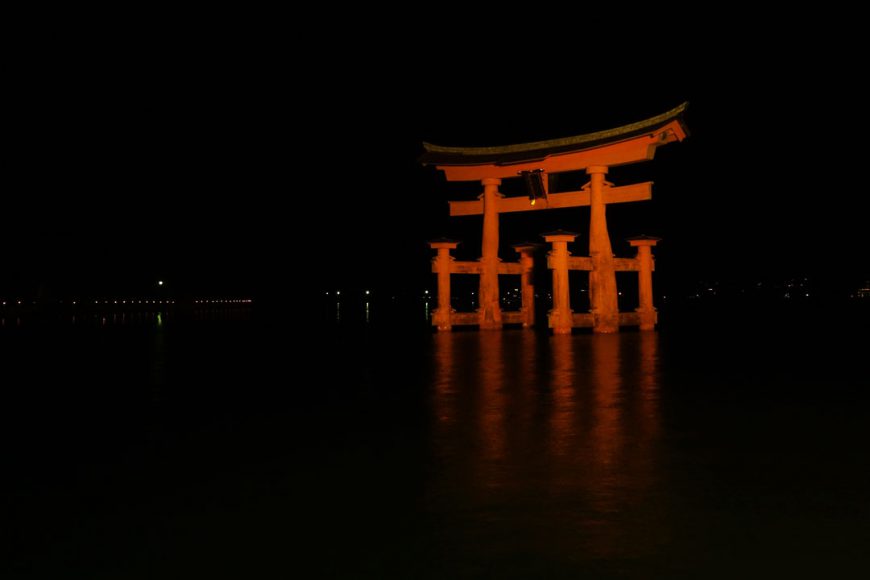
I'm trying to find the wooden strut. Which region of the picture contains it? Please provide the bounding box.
[430,235,659,332]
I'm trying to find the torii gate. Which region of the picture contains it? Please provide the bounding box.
[421,103,688,333]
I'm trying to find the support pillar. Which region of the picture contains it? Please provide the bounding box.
[587,165,619,333]
[479,178,503,330]
[429,240,459,331]
[544,231,577,335]
[628,236,660,331]
[513,243,539,328]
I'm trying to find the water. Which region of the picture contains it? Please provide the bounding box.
[2,308,869,578]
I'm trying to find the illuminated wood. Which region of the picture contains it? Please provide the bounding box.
[452,312,479,326]
[497,262,522,275]
[423,103,686,333]
[513,244,538,327]
[449,261,482,274]
[588,166,619,333]
[544,232,576,334]
[429,240,459,331]
[479,178,502,329]
[432,260,522,275]
[421,104,688,182]
[502,311,525,324]
[564,256,593,270]
[572,313,594,327]
[436,136,662,181]
[449,182,652,216]
[629,237,660,331]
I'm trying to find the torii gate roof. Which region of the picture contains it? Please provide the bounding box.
[420,102,688,181]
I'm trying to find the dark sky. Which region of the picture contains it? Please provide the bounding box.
[6,17,867,300]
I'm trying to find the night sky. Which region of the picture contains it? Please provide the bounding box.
[6,18,867,302]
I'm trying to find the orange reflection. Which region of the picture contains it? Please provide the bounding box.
[477,332,507,464]
[429,330,661,559]
[549,334,578,458]
[589,334,623,472]
[432,332,458,431]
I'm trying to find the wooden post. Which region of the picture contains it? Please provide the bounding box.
[429,240,459,331]
[543,231,577,335]
[587,165,619,333]
[513,243,539,328]
[479,178,503,330]
[628,236,660,331]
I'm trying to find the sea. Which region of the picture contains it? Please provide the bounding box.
[2,302,869,579]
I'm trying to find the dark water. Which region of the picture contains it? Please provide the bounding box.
[3,308,869,578]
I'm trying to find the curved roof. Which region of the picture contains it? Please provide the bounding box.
[421,102,688,166]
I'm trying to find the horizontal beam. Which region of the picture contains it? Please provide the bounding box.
[451,312,480,326]
[497,262,522,275]
[450,261,482,274]
[449,182,652,217]
[437,120,687,181]
[566,256,594,270]
[548,256,653,272]
[613,258,639,272]
[431,260,524,275]
[572,313,595,327]
[567,311,658,329]
[501,311,525,324]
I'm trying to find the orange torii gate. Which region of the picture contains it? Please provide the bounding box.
[422,103,688,333]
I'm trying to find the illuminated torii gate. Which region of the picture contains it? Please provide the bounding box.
[421,103,688,333]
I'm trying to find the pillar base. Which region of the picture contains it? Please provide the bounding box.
[593,311,620,334]
[636,308,657,331]
[548,309,574,335]
[477,307,503,330]
[432,308,452,332]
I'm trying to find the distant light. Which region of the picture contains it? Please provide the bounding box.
[424,290,429,294]
[805,293,810,297]
[530,198,536,206]
[157,280,164,286]
[325,292,329,296]
[336,291,341,296]
[365,290,370,295]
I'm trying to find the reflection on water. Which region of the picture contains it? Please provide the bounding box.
[431,330,664,565]
[5,315,869,578]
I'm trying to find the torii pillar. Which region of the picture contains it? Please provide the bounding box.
[429,239,459,331]
[478,178,503,329]
[544,231,577,335]
[512,243,539,328]
[587,165,619,333]
[628,236,660,331]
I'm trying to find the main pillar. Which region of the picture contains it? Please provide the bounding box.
[429,239,459,331]
[544,231,576,335]
[587,166,619,333]
[512,243,539,327]
[628,236,660,331]
[479,178,503,329]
